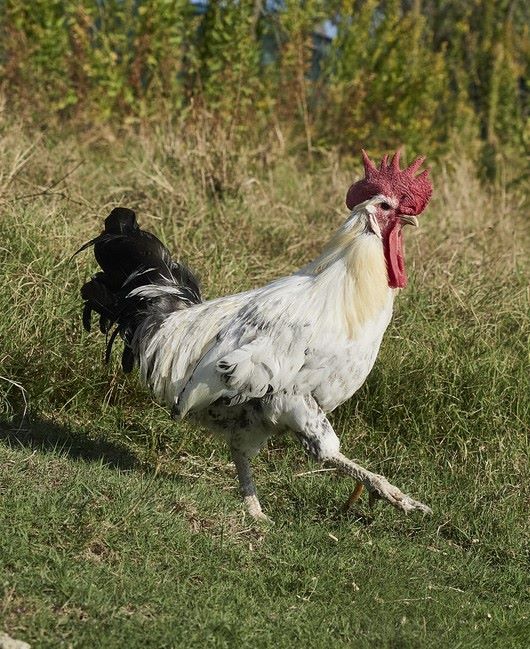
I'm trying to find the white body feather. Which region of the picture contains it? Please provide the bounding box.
[133,200,395,439]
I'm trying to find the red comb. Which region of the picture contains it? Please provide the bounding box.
[346,149,432,215]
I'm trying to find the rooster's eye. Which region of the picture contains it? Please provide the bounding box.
[380,202,391,211]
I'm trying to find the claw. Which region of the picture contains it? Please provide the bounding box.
[343,482,364,511]
[329,453,432,516]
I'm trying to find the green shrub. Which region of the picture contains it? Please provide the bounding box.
[0,1,528,171]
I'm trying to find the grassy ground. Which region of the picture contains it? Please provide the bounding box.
[0,124,528,648]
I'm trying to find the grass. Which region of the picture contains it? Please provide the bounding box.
[0,122,528,648]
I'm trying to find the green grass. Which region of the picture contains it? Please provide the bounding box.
[0,125,528,648]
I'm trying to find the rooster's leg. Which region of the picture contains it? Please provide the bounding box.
[231,448,272,523]
[291,397,431,515]
[327,452,432,514]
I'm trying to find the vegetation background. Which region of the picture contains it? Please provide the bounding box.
[0,1,528,647]
[1,0,529,176]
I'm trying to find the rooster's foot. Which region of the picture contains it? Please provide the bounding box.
[243,495,274,524]
[329,452,432,515]
[342,482,364,511]
[365,473,432,514]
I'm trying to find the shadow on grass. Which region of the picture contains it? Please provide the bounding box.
[0,413,139,470]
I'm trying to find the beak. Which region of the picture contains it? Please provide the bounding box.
[400,215,419,227]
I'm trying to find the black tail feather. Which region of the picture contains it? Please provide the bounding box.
[77,207,201,372]
[80,271,119,333]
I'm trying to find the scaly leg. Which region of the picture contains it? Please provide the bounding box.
[327,452,432,514]
[230,447,272,522]
[289,396,432,515]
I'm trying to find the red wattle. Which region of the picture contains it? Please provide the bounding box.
[384,223,407,288]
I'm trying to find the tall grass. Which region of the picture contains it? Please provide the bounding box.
[0,119,527,453]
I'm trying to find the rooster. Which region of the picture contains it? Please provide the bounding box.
[78,150,433,520]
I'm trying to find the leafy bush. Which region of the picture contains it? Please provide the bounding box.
[0,1,528,172]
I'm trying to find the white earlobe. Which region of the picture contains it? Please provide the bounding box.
[368,213,382,238]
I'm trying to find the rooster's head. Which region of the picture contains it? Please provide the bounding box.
[346,150,432,289]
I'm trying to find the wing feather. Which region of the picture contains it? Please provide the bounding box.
[173,276,312,416]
